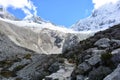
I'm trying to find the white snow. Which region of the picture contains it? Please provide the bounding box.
[72,0,120,32]
[0,18,78,33]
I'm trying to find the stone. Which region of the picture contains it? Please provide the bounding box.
[76,75,84,80]
[92,50,106,56]
[48,62,60,73]
[94,38,110,48]
[111,48,120,66]
[86,48,98,53]
[76,62,91,74]
[111,39,120,46]
[104,64,120,80]
[111,48,120,55]
[87,55,101,66]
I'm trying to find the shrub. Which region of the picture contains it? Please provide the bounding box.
[16,78,22,80]
[101,53,114,67]
[13,64,27,72]
[0,70,16,78]
[101,53,113,61]
[24,53,31,59]
[0,60,13,68]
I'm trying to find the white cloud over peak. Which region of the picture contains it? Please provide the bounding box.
[0,0,37,19]
[92,0,119,9]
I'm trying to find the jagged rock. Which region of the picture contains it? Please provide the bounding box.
[89,66,112,80]
[48,62,60,73]
[76,75,84,80]
[86,48,98,53]
[94,38,110,48]
[87,55,101,66]
[104,64,120,80]
[92,50,106,56]
[76,62,91,74]
[111,48,120,55]
[111,39,120,46]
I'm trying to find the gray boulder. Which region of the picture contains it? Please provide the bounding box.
[92,49,106,56]
[76,75,84,80]
[111,48,120,55]
[86,55,101,66]
[76,62,91,74]
[94,38,110,48]
[111,48,120,66]
[48,62,60,73]
[111,39,120,46]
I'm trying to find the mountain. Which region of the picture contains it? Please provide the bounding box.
[0,18,93,54]
[0,8,94,54]
[72,0,120,31]
[1,1,120,79]
[0,9,94,79]
[0,8,19,20]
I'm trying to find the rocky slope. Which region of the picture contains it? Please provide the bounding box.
[63,24,120,80]
[0,29,58,80]
[72,0,120,31]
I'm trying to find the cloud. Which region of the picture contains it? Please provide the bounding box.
[0,0,37,19]
[92,0,119,9]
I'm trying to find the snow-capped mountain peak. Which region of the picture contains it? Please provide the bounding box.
[72,0,120,31]
[0,7,19,20]
[23,15,47,24]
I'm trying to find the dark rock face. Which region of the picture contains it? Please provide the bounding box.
[88,66,112,80]
[76,62,91,74]
[48,62,60,73]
